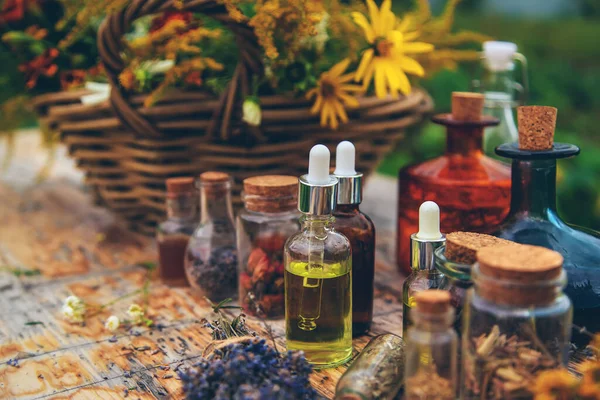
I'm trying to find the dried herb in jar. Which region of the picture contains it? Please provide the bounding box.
[237,175,300,318]
[405,365,454,400]
[185,172,238,301]
[462,244,572,400]
[239,234,286,317]
[463,324,560,399]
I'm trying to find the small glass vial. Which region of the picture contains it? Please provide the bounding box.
[185,172,237,302]
[402,201,445,337]
[156,177,197,286]
[462,244,572,400]
[333,141,375,335]
[405,290,458,400]
[237,175,300,318]
[285,145,352,368]
[335,334,406,400]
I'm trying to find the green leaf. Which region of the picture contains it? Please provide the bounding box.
[137,262,156,271]
[25,321,44,326]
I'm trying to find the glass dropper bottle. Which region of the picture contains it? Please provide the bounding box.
[333,141,375,336]
[284,144,353,368]
[402,201,446,337]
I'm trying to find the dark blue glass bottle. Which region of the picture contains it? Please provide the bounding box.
[495,142,600,342]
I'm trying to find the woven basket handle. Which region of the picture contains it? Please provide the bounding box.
[98,0,262,139]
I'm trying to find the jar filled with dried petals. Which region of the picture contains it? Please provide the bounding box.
[236,175,300,318]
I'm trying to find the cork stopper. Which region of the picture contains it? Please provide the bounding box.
[198,171,231,196]
[451,92,484,121]
[476,244,564,306]
[166,177,194,194]
[414,290,451,315]
[243,175,298,213]
[518,106,557,151]
[446,232,514,264]
[199,171,230,183]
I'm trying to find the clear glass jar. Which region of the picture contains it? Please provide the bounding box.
[434,245,473,334]
[156,177,197,286]
[236,175,300,318]
[405,290,458,400]
[185,172,237,302]
[461,245,572,400]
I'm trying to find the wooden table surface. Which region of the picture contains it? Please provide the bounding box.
[0,180,404,400]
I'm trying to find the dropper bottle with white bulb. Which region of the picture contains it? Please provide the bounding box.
[284,144,353,368]
[332,141,376,336]
[401,201,446,337]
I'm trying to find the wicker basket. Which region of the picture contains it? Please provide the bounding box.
[32,0,433,235]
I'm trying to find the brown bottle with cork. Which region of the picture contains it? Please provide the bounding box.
[397,92,511,275]
[157,177,197,286]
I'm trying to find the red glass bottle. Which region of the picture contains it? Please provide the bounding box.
[397,92,511,275]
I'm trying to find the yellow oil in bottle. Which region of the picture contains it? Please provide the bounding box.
[285,259,352,368]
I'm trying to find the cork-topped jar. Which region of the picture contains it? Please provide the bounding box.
[236,175,300,318]
[156,177,197,287]
[185,172,238,301]
[434,232,515,334]
[397,92,511,275]
[461,244,572,399]
[404,290,458,400]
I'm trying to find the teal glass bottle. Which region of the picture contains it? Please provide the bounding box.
[495,142,600,342]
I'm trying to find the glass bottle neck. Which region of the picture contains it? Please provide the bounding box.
[301,215,333,238]
[446,126,484,156]
[410,311,454,333]
[200,187,234,223]
[483,69,514,99]
[166,193,197,220]
[334,203,360,215]
[509,159,557,217]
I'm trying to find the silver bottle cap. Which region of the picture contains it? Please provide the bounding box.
[335,173,363,205]
[298,174,338,215]
[410,201,446,270]
[410,233,446,271]
[334,141,362,205]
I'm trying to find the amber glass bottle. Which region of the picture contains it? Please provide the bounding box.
[397,92,511,275]
[333,141,375,336]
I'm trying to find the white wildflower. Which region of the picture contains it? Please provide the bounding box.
[127,303,145,325]
[105,315,120,332]
[141,59,175,75]
[242,98,262,127]
[62,295,86,323]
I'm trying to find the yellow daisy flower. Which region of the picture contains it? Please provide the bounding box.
[307,58,363,130]
[532,369,579,400]
[352,0,433,98]
[579,360,600,398]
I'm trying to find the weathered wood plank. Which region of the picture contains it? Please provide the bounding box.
[0,181,405,399]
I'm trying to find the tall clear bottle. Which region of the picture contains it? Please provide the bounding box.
[475,41,528,158]
[185,172,237,302]
[285,145,353,368]
[157,177,197,286]
[404,290,457,400]
[333,141,375,336]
